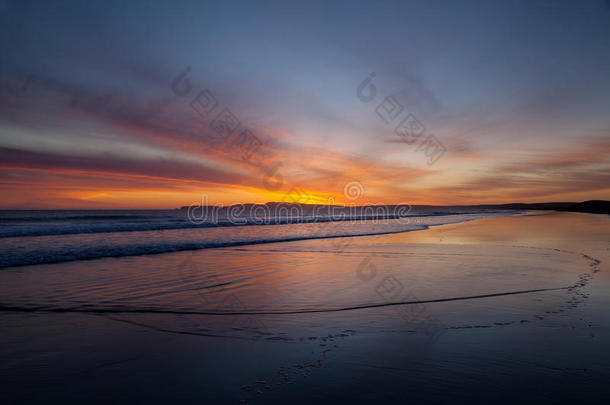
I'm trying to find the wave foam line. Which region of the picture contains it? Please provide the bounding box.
[0,286,569,315]
[0,227,429,268]
[0,212,466,239]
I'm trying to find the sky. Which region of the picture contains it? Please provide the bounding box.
[0,0,609,208]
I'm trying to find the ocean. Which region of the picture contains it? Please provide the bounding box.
[0,207,509,268]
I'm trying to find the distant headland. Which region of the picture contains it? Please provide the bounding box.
[179,200,610,215]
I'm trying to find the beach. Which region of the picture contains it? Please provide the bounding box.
[1,211,609,404]
[3,1,610,403]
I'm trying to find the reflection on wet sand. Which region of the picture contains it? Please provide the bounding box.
[1,212,609,404]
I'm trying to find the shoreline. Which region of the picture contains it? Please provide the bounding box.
[1,211,609,404]
[0,211,514,269]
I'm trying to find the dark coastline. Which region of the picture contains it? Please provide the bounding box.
[180,200,610,216]
[463,200,610,215]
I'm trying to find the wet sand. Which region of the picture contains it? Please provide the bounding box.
[1,211,609,404]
